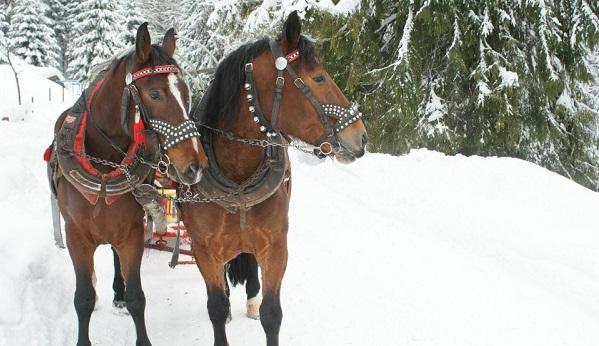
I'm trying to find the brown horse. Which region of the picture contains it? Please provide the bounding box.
[185,12,367,346]
[49,24,207,346]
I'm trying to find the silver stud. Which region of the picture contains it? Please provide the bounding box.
[244,83,251,90]
[247,94,253,101]
[249,106,255,113]
[260,125,266,132]
[254,116,260,123]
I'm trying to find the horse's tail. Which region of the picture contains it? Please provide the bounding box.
[226,253,253,287]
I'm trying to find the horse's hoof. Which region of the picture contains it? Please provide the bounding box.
[112,300,129,316]
[246,296,261,320]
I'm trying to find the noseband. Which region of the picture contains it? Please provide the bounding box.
[242,39,363,152]
[121,62,200,151]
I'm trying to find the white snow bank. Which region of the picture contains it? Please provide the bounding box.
[0,112,598,345]
[0,57,77,121]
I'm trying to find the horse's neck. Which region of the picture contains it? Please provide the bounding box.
[213,110,266,183]
[85,74,130,166]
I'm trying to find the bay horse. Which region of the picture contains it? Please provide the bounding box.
[185,11,367,345]
[49,23,207,346]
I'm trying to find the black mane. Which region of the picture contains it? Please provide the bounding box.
[191,36,317,129]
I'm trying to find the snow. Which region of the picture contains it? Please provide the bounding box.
[557,88,575,112]
[498,66,519,89]
[0,57,77,121]
[0,48,598,341]
[1,99,599,345]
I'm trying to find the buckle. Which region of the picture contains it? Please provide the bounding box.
[276,76,285,88]
[294,78,305,88]
[245,63,253,72]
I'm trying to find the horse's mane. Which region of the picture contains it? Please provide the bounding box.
[191,35,317,130]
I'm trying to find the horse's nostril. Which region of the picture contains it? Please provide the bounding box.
[184,163,200,182]
[361,133,369,147]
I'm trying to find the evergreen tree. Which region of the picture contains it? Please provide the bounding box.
[45,0,70,73]
[7,0,59,67]
[119,0,146,46]
[178,0,243,92]
[0,2,8,62]
[305,0,599,190]
[139,0,184,33]
[68,0,124,80]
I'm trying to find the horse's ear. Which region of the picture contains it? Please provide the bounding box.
[282,10,301,51]
[162,28,177,57]
[135,22,151,63]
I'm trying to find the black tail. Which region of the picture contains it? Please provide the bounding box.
[226,253,253,287]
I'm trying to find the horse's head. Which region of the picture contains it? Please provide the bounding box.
[252,11,368,163]
[124,23,207,184]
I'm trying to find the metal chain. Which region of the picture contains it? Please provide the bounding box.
[64,148,234,204]
[196,123,324,155]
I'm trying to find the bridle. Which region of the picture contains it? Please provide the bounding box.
[242,39,363,155]
[120,61,200,152]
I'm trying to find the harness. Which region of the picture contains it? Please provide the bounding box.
[193,39,363,226]
[49,60,200,205]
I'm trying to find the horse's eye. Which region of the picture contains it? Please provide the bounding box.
[149,90,161,100]
[312,74,325,83]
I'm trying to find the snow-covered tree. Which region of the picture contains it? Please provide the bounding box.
[68,0,124,80]
[0,2,9,62]
[119,0,146,46]
[178,0,244,92]
[139,0,185,33]
[45,0,71,73]
[307,0,599,189]
[7,0,59,67]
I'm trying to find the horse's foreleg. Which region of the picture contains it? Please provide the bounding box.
[255,241,288,346]
[115,237,151,346]
[195,247,230,346]
[111,246,126,309]
[66,228,97,346]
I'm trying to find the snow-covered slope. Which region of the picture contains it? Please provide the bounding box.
[1,111,598,346]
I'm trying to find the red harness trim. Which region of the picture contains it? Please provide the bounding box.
[132,64,179,81]
[58,65,180,179]
[286,49,300,64]
[71,78,140,179]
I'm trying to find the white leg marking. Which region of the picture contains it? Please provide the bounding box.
[246,296,262,320]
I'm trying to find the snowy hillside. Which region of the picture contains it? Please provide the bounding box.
[1,108,599,346]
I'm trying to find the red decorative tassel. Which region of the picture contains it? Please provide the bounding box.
[133,114,145,144]
[43,145,53,161]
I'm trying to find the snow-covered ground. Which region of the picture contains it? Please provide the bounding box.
[1,103,599,345]
[0,57,79,121]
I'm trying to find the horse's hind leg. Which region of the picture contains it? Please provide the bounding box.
[115,237,152,346]
[111,247,126,309]
[245,255,261,320]
[255,242,288,346]
[66,228,97,346]
[194,247,230,346]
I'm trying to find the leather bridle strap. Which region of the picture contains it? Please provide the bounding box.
[268,40,334,137]
[122,61,201,150]
[269,40,363,137]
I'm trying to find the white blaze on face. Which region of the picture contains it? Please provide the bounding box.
[168,73,200,152]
